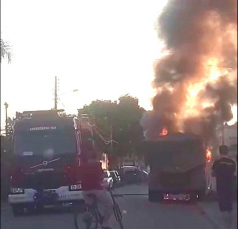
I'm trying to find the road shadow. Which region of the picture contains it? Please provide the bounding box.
[155,194,202,206]
[161,198,197,206]
[21,205,73,217]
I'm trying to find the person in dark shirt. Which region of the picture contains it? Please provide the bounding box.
[212,145,236,229]
[79,151,113,229]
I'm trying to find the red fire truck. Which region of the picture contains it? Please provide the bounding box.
[8,110,97,216]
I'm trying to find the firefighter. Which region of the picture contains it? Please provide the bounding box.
[212,145,236,229]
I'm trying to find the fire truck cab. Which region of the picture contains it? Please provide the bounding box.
[8,110,84,216]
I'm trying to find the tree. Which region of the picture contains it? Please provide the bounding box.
[116,95,145,163]
[1,39,12,63]
[78,100,118,154]
[79,95,145,168]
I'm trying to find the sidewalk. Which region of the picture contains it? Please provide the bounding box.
[198,201,237,229]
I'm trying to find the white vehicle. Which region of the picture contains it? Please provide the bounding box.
[8,110,84,216]
[102,171,113,190]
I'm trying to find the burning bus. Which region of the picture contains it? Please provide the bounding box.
[139,125,209,202]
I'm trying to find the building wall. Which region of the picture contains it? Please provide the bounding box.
[217,123,237,147]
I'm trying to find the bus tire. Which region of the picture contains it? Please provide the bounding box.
[190,190,206,202]
[157,191,164,202]
[148,190,157,202]
[148,190,164,202]
[197,190,206,201]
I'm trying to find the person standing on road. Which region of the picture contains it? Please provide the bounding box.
[212,145,236,229]
[78,150,114,229]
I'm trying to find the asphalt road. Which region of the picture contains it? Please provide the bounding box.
[1,184,236,229]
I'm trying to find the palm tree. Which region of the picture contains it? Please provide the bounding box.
[1,39,12,63]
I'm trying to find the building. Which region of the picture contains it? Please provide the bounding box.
[217,123,237,148]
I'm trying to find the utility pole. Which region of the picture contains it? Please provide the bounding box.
[110,124,113,154]
[54,76,58,110]
[4,102,8,136]
[221,123,225,145]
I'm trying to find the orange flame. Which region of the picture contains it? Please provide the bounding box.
[206,148,212,163]
[159,127,168,136]
[176,22,237,126]
[100,153,108,170]
[152,12,237,136]
[180,57,224,119]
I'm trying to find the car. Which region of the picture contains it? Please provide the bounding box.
[119,166,142,184]
[119,165,139,173]
[110,170,121,187]
[102,171,113,190]
[141,170,149,182]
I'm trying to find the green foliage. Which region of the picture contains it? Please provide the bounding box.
[1,39,12,63]
[80,95,145,162]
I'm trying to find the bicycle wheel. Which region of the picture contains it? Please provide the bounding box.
[113,203,124,229]
[73,204,99,229]
[86,208,99,229]
[118,220,124,229]
[73,201,86,229]
[113,203,122,221]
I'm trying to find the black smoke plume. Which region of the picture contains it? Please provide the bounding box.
[142,0,237,141]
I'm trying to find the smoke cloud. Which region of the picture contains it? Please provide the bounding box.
[142,0,237,141]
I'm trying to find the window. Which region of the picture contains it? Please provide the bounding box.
[14,130,76,156]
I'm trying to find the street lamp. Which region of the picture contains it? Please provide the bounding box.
[59,89,78,96]
[4,102,8,136]
[54,89,78,110]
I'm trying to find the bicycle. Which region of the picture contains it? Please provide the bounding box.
[73,190,124,229]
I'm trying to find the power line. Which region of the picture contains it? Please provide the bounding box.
[93,127,118,145]
[83,114,118,146]
[93,124,111,138]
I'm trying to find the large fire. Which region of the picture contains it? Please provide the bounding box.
[153,1,237,135]
[141,0,237,141]
[180,58,226,120]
